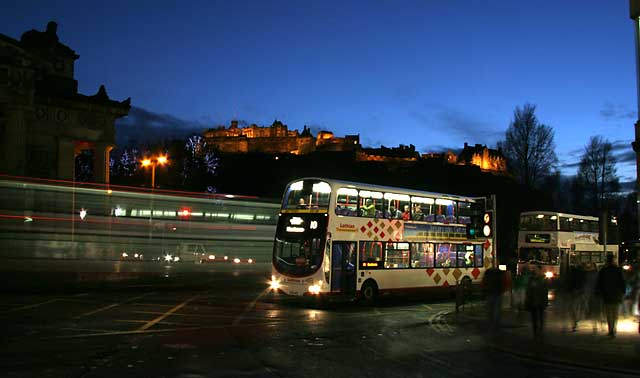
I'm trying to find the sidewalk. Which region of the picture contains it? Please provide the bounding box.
[450,297,640,374]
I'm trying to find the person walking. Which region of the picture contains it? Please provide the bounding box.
[567,264,586,331]
[595,253,626,337]
[525,264,549,342]
[482,266,505,331]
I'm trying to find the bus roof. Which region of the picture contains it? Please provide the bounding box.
[286,177,485,203]
[520,211,598,221]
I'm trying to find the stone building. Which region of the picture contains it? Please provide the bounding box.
[457,142,507,173]
[356,144,420,163]
[203,119,359,155]
[0,22,130,183]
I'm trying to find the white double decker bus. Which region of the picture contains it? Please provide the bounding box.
[517,211,618,279]
[270,178,496,302]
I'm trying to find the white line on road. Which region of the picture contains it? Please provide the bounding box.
[232,287,270,326]
[73,292,154,319]
[137,294,200,331]
[1,298,60,314]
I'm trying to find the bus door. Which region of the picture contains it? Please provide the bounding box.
[331,242,357,295]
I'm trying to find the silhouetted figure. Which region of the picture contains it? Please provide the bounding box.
[513,264,531,312]
[525,265,548,342]
[595,253,626,337]
[482,266,505,331]
[582,263,601,333]
[566,264,586,331]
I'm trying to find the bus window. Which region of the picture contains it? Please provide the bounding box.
[359,190,383,218]
[282,180,331,210]
[383,192,410,219]
[359,241,384,268]
[457,244,474,268]
[335,188,358,216]
[384,242,410,268]
[434,199,456,223]
[410,243,434,268]
[411,196,434,221]
[520,214,557,231]
[474,245,484,267]
[458,202,472,224]
[560,216,573,231]
[435,243,455,267]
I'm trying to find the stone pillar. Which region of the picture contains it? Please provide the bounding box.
[57,138,75,181]
[93,143,113,184]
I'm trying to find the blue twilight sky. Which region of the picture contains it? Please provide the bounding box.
[2,0,638,183]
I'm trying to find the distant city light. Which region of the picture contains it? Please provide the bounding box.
[233,258,240,264]
[164,254,173,262]
[79,208,87,220]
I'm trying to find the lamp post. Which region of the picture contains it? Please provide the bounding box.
[141,155,168,189]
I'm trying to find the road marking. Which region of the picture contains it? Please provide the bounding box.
[51,321,288,339]
[137,294,199,331]
[117,319,189,326]
[73,292,154,319]
[131,302,174,307]
[232,287,270,326]
[1,298,60,314]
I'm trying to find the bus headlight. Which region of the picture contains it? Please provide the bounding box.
[308,284,321,295]
[269,275,280,290]
[544,271,554,279]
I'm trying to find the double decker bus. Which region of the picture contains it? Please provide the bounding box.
[517,211,618,279]
[270,178,496,302]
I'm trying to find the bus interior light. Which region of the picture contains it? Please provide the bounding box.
[312,182,332,194]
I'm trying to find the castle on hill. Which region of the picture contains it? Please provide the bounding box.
[203,120,507,174]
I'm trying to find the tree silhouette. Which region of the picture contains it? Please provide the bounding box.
[499,104,558,191]
[577,136,619,214]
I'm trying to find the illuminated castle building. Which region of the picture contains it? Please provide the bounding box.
[203,120,360,154]
[457,142,507,173]
[203,120,506,174]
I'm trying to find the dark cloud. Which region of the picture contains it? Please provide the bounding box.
[559,160,581,170]
[115,106,213,147]
[409,104,503,147]
[421,144,462,154]
[600,102,636,121]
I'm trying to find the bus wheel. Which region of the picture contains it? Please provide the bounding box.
[360,280,378,305]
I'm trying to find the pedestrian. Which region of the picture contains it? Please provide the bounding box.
[582,262,602,334]
[595,253,626,337]
[513,264,531,312]
[525,264,549,342]
[482,265,505,331]
[567,264,586,331]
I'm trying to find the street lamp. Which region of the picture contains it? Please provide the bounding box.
[141,155,168,189]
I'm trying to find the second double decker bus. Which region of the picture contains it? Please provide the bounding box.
[517,211,618,279]
[270,178,496,303]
